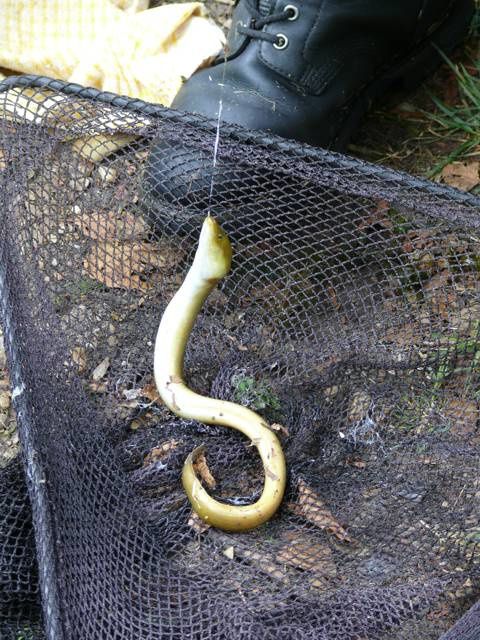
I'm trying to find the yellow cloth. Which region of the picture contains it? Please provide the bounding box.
[0,0,224,105]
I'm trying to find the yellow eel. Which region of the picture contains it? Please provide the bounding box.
[154,216,286,532]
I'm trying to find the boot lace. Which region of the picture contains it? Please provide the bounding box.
[237,4,298,49]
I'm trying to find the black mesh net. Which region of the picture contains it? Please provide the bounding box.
[0,75,479,640]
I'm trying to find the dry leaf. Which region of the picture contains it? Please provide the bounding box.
[88,381,107,394]
[241,548,288,583]
[141,382,162,405]
[441,161,479,191]
[143,440,180,467]
[276,533,336,577]
[193,451,217,489]
[71,346,87,373]
[289,479,352,543]
[442,397,479,437]
[92,357,110,381]
[83,240,179,292]
[75,210,148,242]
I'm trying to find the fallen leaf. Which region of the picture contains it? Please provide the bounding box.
[143,440,181,467]
[442,397,479,437]
[441,161,479,191]
[83,240,179,292]
[276,533,336,577]
[75,210,148,242]
[289,479,352,543]
[241,548,288,583]
[193,451,217,489]
[92,357,110,381]
[141,382,162,405]
[71,346,87,373]
[88,381,107,394]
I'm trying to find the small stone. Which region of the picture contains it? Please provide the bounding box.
[223,546,235,560]
[397,486,426,503]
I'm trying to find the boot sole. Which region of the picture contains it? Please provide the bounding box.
[333,0,475,150]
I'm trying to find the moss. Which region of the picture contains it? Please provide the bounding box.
[231,374,281,412]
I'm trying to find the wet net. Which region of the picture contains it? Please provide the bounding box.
[0,75,479,640]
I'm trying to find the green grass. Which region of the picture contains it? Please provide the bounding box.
[426,51,480,176]
[428,324,480,392]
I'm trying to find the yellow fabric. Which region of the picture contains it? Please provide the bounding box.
[0,0,224,106]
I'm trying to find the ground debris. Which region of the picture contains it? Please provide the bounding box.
[441,161,479,191]
[143,440,181,467]
[276,532,336,577]
[75,209,148,242]
[289,479,352,543]
[83,239,180,292]
[188,510,211,534]
[140,382,162,405]
[193,450,217,489]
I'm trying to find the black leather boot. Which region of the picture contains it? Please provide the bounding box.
[143,0,474,233]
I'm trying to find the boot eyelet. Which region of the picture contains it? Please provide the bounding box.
[284,5,299,21]
[273,34,289,50]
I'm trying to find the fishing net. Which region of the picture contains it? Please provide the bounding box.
[0,75,479,640]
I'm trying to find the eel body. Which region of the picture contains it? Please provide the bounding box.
[154,216,286,532]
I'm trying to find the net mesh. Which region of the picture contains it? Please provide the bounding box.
[0,75,479,640]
